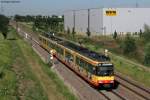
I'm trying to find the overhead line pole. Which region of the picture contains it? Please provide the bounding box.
[73,10,76,31]
[88,9,90,33]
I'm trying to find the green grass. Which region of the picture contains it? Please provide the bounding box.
[0,32,17,99]
[0,29,48,100]
[110,54,150,87]
[1,24,77,100]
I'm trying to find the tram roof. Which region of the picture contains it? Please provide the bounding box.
[42,34,110,62]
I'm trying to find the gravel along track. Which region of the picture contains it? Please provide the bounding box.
[16,25,150,100]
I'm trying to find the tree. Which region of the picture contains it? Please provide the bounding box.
[14,15,35,22]
[72,27,76,37]
[67,27,70,35]
[139,29,143,38]
[144,43,150,66]
[113,30,117,39]
[86,28,91,37]
[120,34,136,54]
[0,15,9,39]
[142,24,150,42]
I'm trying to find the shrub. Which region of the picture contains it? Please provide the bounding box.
[67,27,70,35]
[142,24,150,42]
[139,29,143,38]
[144,43,150,66]
[0,15,9,39]
[72,27,76,37]
[120,34,136,54]
[113,30,117,39]
[86,28,91,37]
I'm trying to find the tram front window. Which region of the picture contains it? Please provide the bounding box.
[96,63,114,76]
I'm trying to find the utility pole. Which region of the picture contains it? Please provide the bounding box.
[73,10,76,31]
[136,0,139,8]
[88,9,90,33]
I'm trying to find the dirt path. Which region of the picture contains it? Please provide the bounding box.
[18,41,65,100]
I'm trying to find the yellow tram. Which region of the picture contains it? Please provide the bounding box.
[39,34,114,88]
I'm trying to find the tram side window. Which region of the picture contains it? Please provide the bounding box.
[45,39,46,44]
[53,43,56,50]
[43,39,45,44]
[42,39,44,44]
[50,43,55,49]
[77,58,85,68]
[39,37,42,41]
[60,48,64,55]
[57,47,63,55]
[82,61,93,74]
[76,57,80,66]
[76,57,91,71]
[84,61,89,71]
[45,40,48,46]
[55,45,62,54]
[88,64,94,74]
[54,44,58,51]
[48,41,52,48]
[80,59,85,68]
[49,42,52,48]
[40,38,43,43]
[65,51,73,62]
[48,41,56,49]
[42,38,43,43]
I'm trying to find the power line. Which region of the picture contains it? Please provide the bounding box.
[0,0,21,14]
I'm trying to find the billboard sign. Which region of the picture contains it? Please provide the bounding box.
[105,10,117,16]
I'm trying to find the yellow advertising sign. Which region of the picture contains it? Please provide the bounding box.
[105,10,117,16]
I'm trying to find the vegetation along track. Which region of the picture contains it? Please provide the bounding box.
[16,26,150,100]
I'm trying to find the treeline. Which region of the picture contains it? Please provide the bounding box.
[14,15,35,22]
[113,24,150,66]
[0,14,9,39]
[14,15,64,33]
[142,25,150,66]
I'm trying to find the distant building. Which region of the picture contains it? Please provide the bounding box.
[64,8,150,36]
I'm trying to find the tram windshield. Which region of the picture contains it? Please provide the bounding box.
[96,63,114,76]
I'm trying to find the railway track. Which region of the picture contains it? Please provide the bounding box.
[99,91,111,100]
[55,53,127,100]
[115,74,150,100]
[99,90,127,100]
[16,27,150,100]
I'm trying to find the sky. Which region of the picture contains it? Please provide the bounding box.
[1,0,150,16]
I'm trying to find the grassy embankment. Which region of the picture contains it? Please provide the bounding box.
[0,28,48,100]
[17,31,77,100]
[0,28,77,100]
[18,22,150,87]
